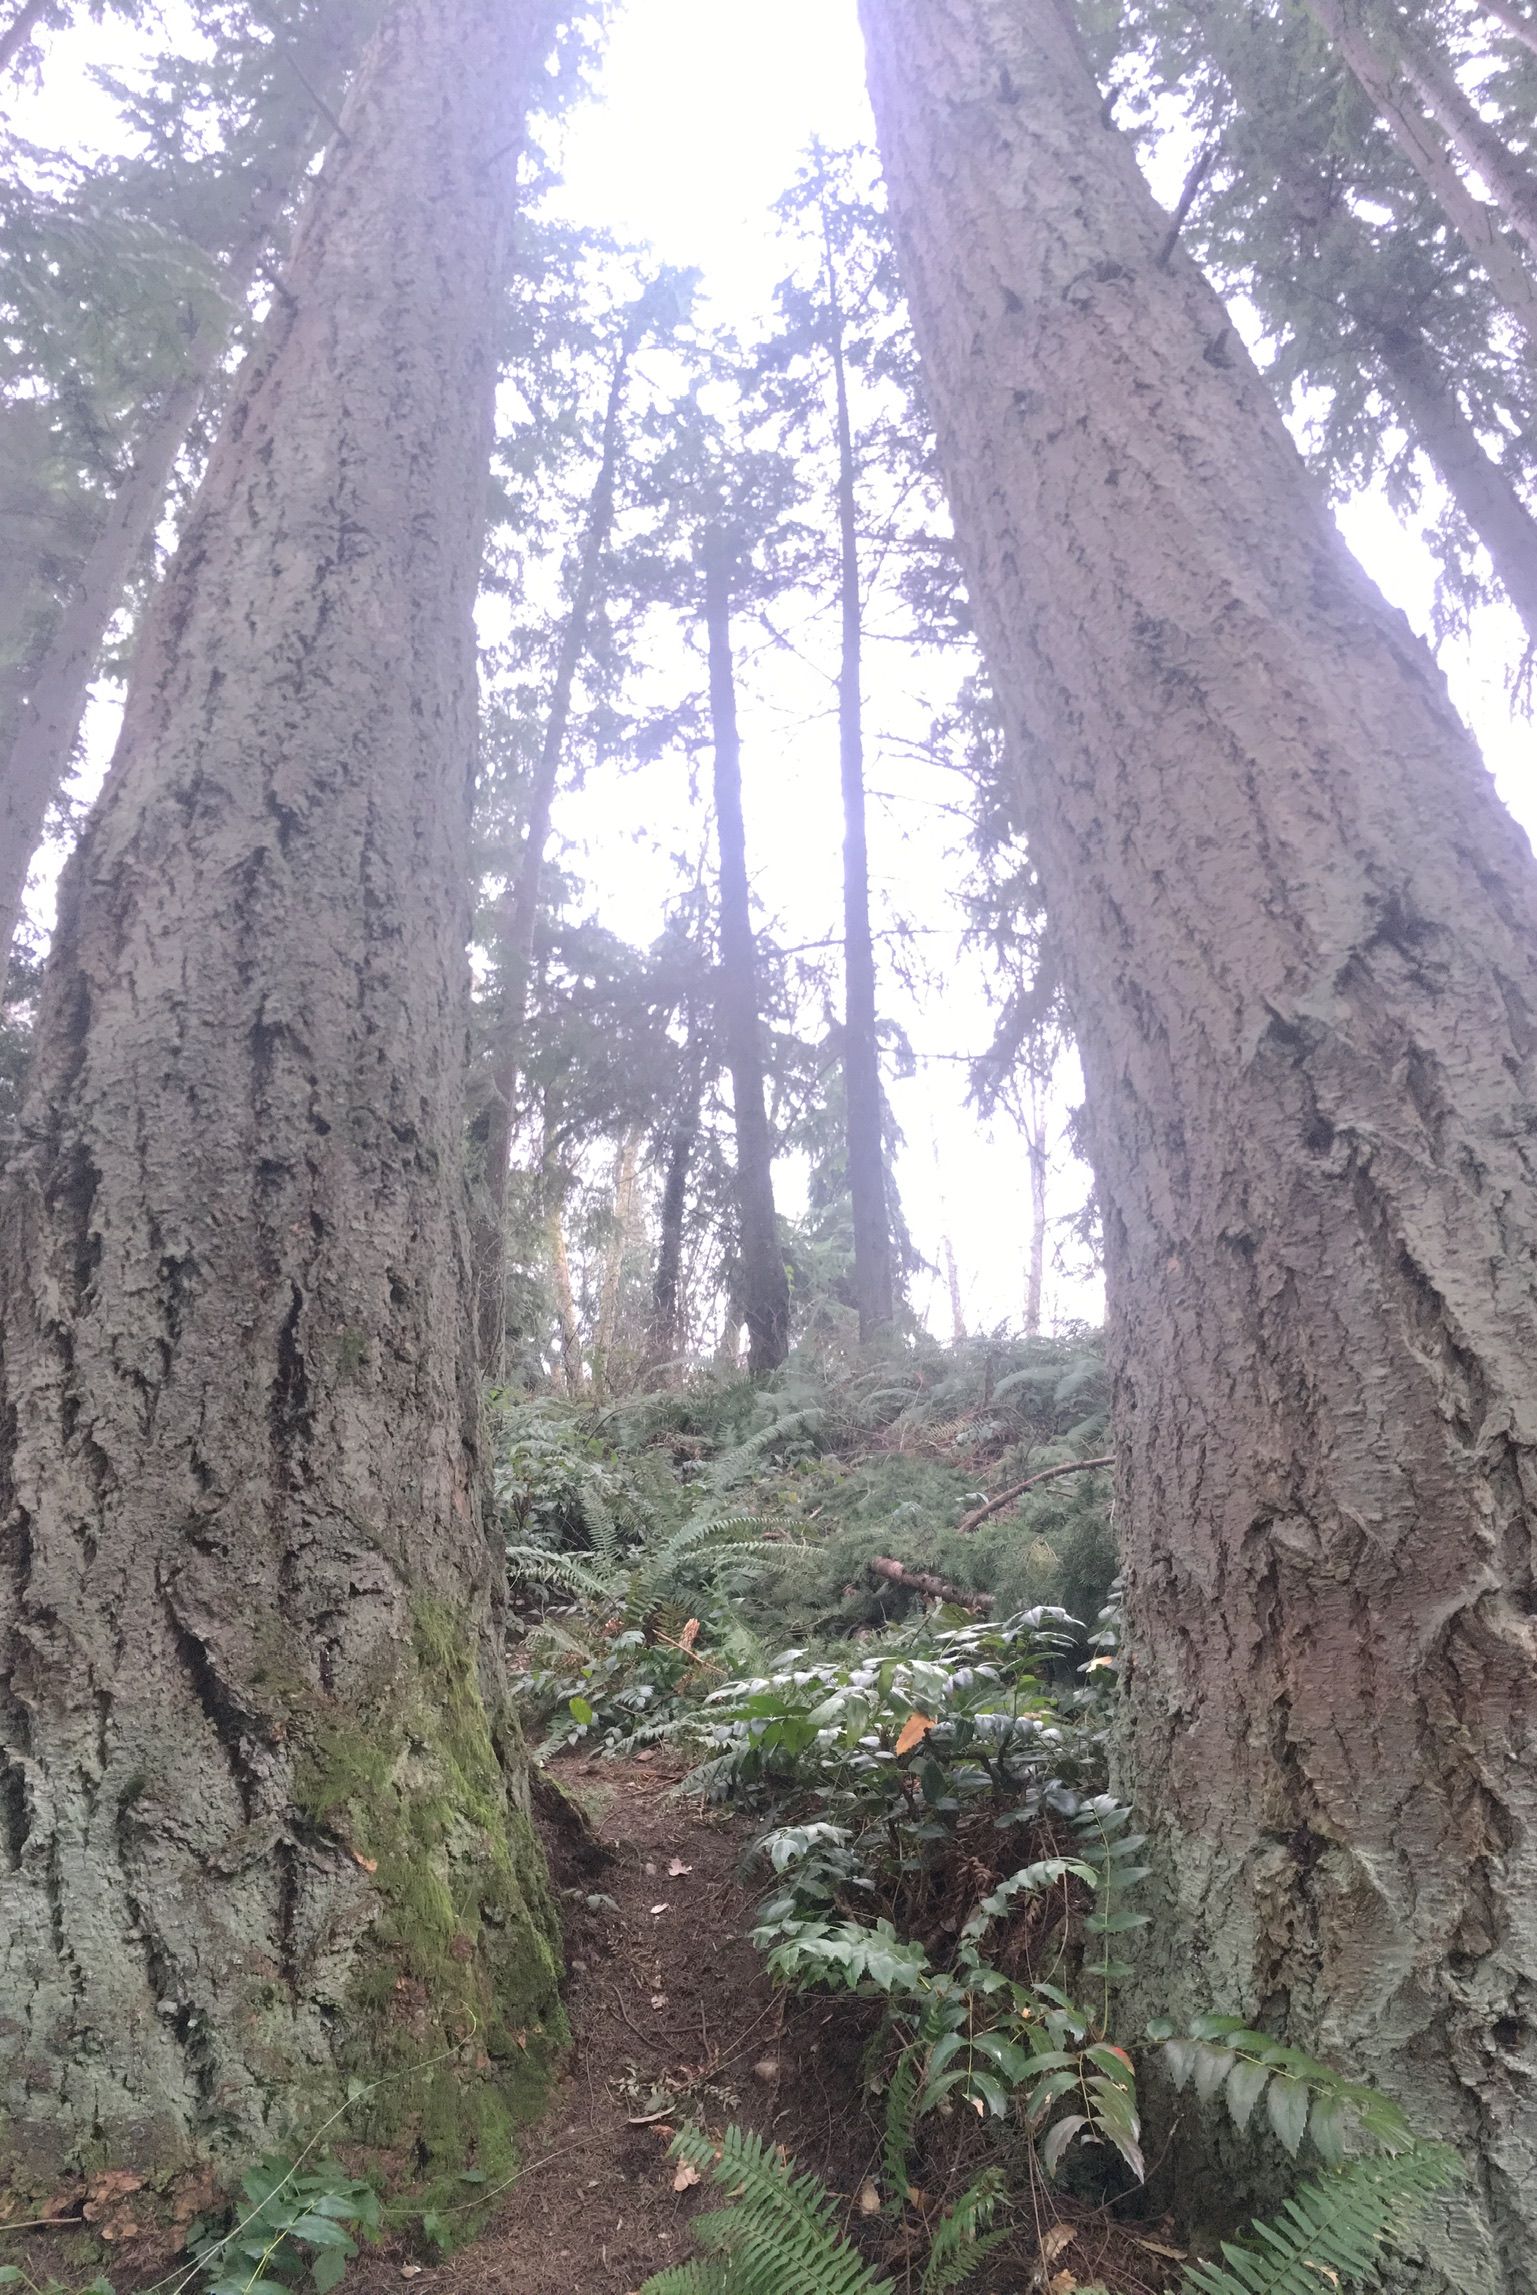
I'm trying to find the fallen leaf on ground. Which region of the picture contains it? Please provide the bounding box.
[400,2264,423,2278]
[857,2180,881,2216]
[671,2161,701,2192]
[650,1902,669,1915]
[1047,2275,1078,2295]
[1132,2235,1189,2260]
[651,1993,669,2009]
[894,1711,937,1757]
[667,1858,692,1877]
[1041,2226,1076,2263]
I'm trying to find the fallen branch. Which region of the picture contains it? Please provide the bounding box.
[868,1556,992,1612]
[956,1454,1114,1536]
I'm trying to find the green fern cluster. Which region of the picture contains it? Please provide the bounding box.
[1179,2146,1460,2295]
[638,2126,1005,2295]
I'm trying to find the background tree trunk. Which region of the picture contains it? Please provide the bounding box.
[648,1035,705,1369]
[591,1126,642,1395]
[822,201,894,1341]
[0,0,563,2181]
[473,295,651,1371]
[1301,0,1537,340]
[860,0,1537,2282]
[1368,1,1537,263]
[704,535,789,1375]
[1378,329,1537,655]
[1482,0,1537,63]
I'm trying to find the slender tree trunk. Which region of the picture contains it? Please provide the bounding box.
[821,201,894,1341]
[1301,0,1537,340]
[943,1233,968,1342]
[545,1189,584,1397]
[1379,329,1537,655]
[0,0,46,79]
[0,0,563,2182]
[591,1127,641,1396]
[860,0,1537,2282]
[649,1036,705,1369]
[474,303,649,1369]
[1190,0,1537,661]
[1023,1083,1047,1337]
[704,535,788,1375]
[1370,1,1537,262]
[0,41,367,998]
[1482,0,1537,62]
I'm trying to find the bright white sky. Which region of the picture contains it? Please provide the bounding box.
[14,0,1536,1341]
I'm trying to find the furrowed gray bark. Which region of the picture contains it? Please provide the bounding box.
[0,0,564,2181]
[859,0,1537,2282]
[0,18,374,999]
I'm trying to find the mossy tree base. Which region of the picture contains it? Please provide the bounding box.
[295,1602,566,2209]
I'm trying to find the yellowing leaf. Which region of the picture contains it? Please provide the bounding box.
[857,2180,881,2216]
[351,1850,378,1874]
[894,1712,937,1757]
[671,2160,702,2192]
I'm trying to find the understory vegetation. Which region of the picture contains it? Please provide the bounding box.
[498,1334,1461,2293]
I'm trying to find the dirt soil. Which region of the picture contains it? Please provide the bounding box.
[347,1754,1183,2295]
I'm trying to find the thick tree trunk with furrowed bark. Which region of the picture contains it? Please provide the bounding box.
[0,6,375,1000]
[860,0,1537,2283]
[0,0,564,2183]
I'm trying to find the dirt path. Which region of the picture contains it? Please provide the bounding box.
[350,1754,882,2295]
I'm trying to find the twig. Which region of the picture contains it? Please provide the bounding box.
[867,1556,992,1612]
[1156,134,1220,267]
[955,1455,1113,1535]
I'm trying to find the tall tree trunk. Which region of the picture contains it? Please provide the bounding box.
[1022,1081,1047,1337]
[1301,0,1537,341]
[1364,0,1537,263]
[649,1036,705,1369]
[1190,0,1537,660]
[0,29,369,997]
[1379,328,1537,655]
[943,1233,968,1343]
[704,535,788,1376]
[545,1188,584,1397]
[860,0,1537,2283]
[821,197,894,1341]
[1482,0,1537,62]
[0,0,46,79]
[0,0,563,2183]
[591,1127,641,1396]
[474,300,649,1369]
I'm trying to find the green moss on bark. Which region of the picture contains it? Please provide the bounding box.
[294,1599,566,2205]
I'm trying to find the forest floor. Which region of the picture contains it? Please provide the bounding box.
[344,1754,1182,2295]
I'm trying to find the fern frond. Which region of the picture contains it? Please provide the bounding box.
[641,2125,893,2295]
[919,2171,1007,2295]
[883,2036,920,2205]
[1179,2146,1459,2295]
[634,2267,728,2295]
[505,1543,612,1601]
